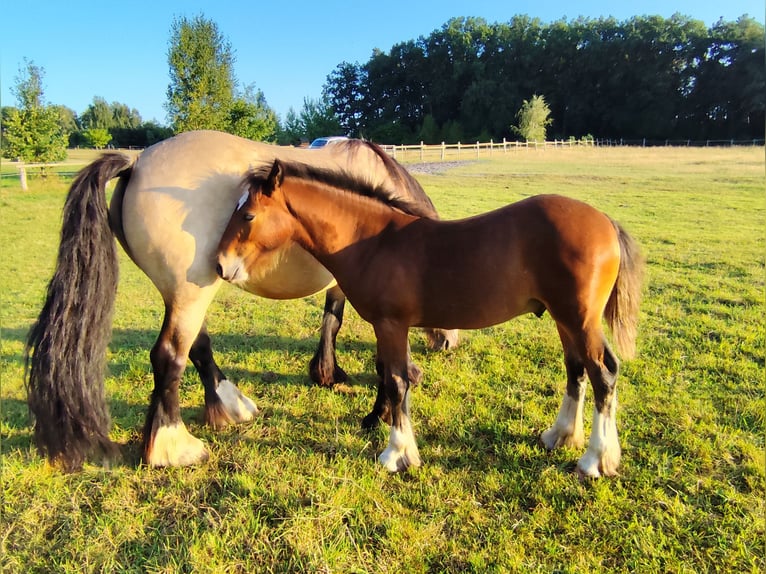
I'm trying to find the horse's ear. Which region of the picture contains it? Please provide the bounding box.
[263,160,284,197]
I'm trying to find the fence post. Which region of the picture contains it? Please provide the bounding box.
[18,163,28,191]
[441,142,445,161]
[420,141,424,163]
[457,142,461,159]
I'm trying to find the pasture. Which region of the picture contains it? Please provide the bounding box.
[1,146,764,572]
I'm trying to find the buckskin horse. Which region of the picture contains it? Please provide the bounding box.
[216,159,644,478]
[25,130,457,471]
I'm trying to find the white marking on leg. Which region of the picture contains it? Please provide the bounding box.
[216,380,259,423]
[577,392,621,478]
[378,393,421,472]
[541,383,586,450]
[149,422,209,467]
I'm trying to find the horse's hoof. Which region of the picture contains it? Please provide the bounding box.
[208,380,258,427]
[425,328,460,351]
[309,357,348,387]
[408,362,423,386]
[146,423,210,467]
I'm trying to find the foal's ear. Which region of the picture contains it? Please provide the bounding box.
[263,160,285,197]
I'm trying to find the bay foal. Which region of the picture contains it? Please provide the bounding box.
[217,160,643,477]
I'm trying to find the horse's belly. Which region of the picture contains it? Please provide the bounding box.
[237,243,336,299]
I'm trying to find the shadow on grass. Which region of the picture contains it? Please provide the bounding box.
[4,324,565,475]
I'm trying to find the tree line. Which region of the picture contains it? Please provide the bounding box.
[3,13,763,165]
[323,14,765,143]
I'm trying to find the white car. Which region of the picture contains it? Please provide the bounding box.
[308,136,349,149]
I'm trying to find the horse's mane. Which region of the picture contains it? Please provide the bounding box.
[331,140,438,217]
[247,154,437,219]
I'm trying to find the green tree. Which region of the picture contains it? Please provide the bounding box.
[418,114,440,143]
[278,107,304,145]
[166,15,236,132]
[512,95,552,142]
[227,85,278,141]
[3,60,68,163]
[277,97,342,145]
[300,97,342,142]
[324,62,367,137]
[80,97,113,129]
[83,128,112,149]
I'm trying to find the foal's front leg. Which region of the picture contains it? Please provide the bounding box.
[363,340,420,429]
[373,321,421,472]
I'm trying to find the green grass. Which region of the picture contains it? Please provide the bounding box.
[1,147,764,572]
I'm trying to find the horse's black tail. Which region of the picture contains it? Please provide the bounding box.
[25,153,134,471]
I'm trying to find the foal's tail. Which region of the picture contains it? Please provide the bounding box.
[25,153,134,471]
[604,222,645,359]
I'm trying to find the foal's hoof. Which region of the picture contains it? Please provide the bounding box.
[575,448,621,479]
[378,444,422,473]
[361,412,380,430]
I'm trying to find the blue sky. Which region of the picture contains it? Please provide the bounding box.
[1,1,762,125]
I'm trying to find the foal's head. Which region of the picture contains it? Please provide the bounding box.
[216,160,295,285]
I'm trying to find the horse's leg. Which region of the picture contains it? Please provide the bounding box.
[309,285,348,387]
[189,325,258,430]
[576,331,621,478]
[374,321,421,472]
[144,296,215,467]
[541,326,587,450]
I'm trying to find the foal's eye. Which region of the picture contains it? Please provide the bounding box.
[243,213,255,222]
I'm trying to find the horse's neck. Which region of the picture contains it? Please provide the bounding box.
[285,182,410,256]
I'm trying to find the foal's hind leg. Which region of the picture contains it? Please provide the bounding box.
[577,336,621,478]
[541,352,587,450]
[189,325,258,430]
[309,285,349,387]
[144,296,215,467]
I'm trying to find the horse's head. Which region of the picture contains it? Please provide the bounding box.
[216,160,297,288]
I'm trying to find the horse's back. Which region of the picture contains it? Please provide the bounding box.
[116,131,349,301]
[401,194,620,328]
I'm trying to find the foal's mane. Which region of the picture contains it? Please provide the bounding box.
[247,155,436,219]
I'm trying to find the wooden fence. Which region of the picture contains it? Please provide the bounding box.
[4,137,763,188]
[383,138,594,162]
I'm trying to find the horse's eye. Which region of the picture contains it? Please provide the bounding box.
[243,213,255,222]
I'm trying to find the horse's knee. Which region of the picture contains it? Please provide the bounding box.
[150,337,186,380]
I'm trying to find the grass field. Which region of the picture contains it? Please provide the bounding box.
[1,146,763,572]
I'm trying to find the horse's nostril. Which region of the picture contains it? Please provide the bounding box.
[215,263,224,278]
